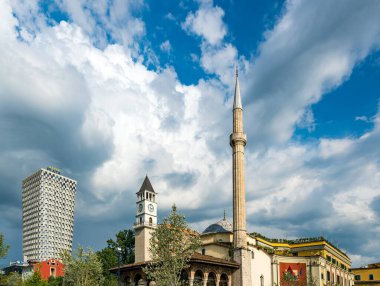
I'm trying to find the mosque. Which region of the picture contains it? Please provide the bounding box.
[112,72,355,286]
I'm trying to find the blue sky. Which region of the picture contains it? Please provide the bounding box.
[0,0,380,268]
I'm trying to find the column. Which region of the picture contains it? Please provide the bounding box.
[203,272,209,286]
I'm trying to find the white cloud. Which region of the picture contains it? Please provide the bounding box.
[182,3,226,45]
[1,0,380,267]
[244,0,380,146]
[160,40,172,54]
[355,115,370,122]
[200,43,237,85]
[54,0,145,50]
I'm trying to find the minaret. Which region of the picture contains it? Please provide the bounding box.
[230,68,251,285]
[133,175,157,263]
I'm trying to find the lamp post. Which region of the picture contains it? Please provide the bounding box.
[117,247,121,286]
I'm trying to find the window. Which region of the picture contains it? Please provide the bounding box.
[260,275,264,286]
[201,249,206,255]
[327,271,331,282]
[327,255,332,262]
[321,273,324,280]
[369,274,374,281]
[355,275,361,281]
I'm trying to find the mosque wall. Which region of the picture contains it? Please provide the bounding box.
[251,248,272,286]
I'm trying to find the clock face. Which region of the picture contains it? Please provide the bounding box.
[138,204,143,212]
[148,204,154,212]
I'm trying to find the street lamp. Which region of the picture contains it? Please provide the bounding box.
[117,247,122,286]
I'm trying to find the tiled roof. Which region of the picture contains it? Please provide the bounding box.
[110,253,239,272]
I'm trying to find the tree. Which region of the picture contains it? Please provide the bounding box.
[144,205,201,286]
[24,270,48,286]
[6,272,23,286]
[48,276,63,286]
[96,229,135,284]
[62,246,104,286]
[96,247,118,284]
[0,232,10,259]
[106,229,135,264]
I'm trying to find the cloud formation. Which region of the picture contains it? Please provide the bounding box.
[245,0,380,146]
[182,1,227,46]
[0,0,379,268]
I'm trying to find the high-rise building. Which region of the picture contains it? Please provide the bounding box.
[22,166,77,262]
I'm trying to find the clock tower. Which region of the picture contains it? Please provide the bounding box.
[133,175,157,263]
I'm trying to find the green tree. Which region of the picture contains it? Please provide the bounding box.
[106,229,135,264]
[62,246,104,286]
[96,229,135,284]
[96,247,118,284]
[48,276,63,286]
[6,272,23,286]
[24,270,48,286]
[0,232,10,259]
[144,205,201,286]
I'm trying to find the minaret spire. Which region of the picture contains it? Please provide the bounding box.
[230,66,251,286]
[233,66,242,109]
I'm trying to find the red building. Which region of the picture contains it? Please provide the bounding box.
[34,258,64,280]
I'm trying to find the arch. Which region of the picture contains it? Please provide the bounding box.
[260,274,264,286]
[149,217,153,226]
[207,272,217,286]
[219,273,228,286]
[194,270,204,284]
[180,269,189,285]
[134,273,142,284]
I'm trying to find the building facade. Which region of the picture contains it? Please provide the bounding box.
[22,167,77,262]
[34,258,64,280]
[352,263,380,286]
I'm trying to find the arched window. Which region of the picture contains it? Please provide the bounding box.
[149,217,153,226]
[260,275,264,286]
[194,270,204,284]
[207,272,216,286]
[219,273,228,286]
[202,249,206,255]
[180,270,189,285]
[139,217,143,224]
[134,274,142,284]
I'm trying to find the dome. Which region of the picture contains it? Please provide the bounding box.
[202,218,233,234]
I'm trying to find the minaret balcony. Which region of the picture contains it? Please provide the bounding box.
[229,133,247,146]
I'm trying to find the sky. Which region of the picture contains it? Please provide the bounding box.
[0,0,380,268]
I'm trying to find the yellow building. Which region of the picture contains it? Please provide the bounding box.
[352,263,380,286]
[199,218,354,286]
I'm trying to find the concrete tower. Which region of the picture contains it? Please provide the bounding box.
[230,69,252,285]
[133,175,157,263]
[22,167,76,262]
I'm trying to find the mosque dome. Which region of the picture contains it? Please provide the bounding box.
[202,218,233,234]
